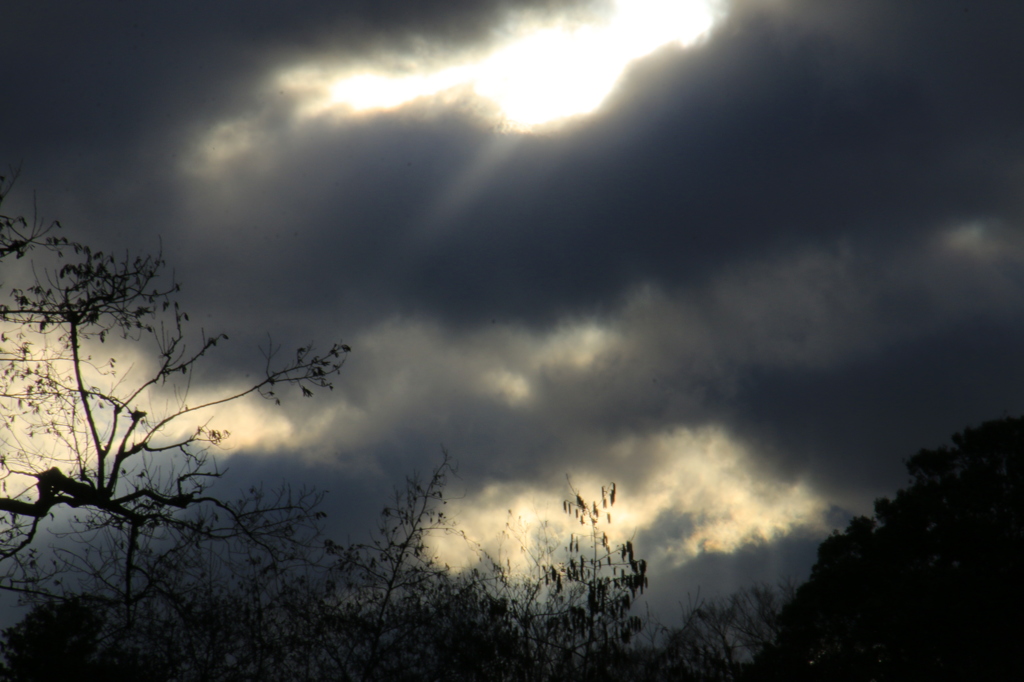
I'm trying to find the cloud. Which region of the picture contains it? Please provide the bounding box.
[187,0,722,179]
[15,0,1024,334]
[433,424,828,573]
[7,0,1024,609]
[278,0,719,129]
[939,219,1024,264]
[160,230,1024,491]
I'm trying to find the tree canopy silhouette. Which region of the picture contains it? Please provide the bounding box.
[748,416,1024,681]
[0,598,147,682]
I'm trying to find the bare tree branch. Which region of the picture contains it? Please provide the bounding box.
[0,186,347,604]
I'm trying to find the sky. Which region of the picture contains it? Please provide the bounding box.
[3,0,1024,615]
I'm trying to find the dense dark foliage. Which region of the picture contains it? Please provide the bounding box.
[0,598,146,681]
[747,416,1024,681]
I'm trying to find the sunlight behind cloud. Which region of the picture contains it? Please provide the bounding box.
[940,219,1024,263]
[618,427,828,563]
[483,369,534,406]
[282,0,719,130]
[537,322,620,371]
[434,425,828,573]
[326,66,475,112]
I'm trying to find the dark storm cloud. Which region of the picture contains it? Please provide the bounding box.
[382,0,1024,322]
[3,0,600,151]
[5,0,1024,605]
[2,0,604,254]
[119,0,1024,333]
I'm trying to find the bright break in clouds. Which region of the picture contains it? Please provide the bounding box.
[280,0,718,129]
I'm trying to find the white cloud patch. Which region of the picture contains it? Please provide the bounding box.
[612,426,827,563]
[435,424,828,572]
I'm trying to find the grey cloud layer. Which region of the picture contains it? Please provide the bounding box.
[154,0,1024,324]
[5,0,1024,597]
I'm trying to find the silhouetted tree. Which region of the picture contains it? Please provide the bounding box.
[0,178,345,636]
[0,453,658,682]
[0,172,66,262]
[81,484,329,681]
[289,464,653,682]
[0,598,148,681]
[476,479,649,682]
[647,582,793,682]
[313,455,472,681]
[747,416,1024,681]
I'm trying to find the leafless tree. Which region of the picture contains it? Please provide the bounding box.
[477,479,649,682]
[657,581,795,681]
[314,454,472,681]
[0,178,347,618]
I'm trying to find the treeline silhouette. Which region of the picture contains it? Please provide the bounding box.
[3,416,1024,681]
